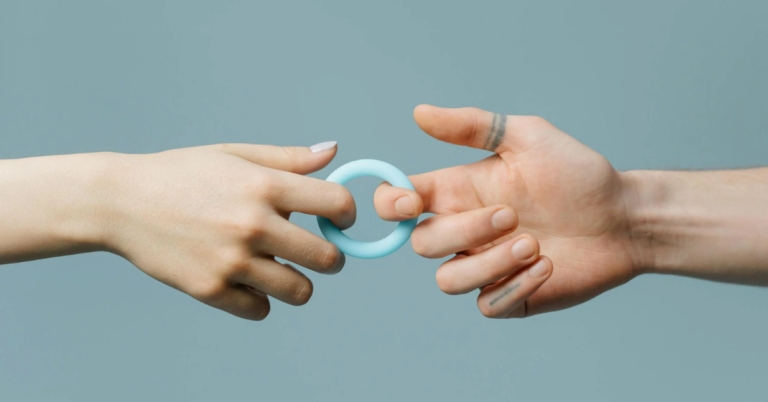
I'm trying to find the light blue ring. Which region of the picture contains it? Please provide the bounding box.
[317,159,417,259]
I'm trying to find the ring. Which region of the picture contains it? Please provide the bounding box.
[317,159,418,259]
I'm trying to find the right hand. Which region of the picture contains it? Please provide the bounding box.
[97,141,353,320]
[374,105,639,319]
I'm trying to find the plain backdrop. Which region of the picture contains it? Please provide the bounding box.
[1,1,767,401]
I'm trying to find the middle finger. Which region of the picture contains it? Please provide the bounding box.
[411,205,518,258]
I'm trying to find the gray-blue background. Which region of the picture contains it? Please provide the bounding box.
[1,1,767,401]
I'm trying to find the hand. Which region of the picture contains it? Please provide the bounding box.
[98,142,354,320]
[375,106,640,318]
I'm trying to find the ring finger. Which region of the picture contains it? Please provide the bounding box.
[230,257,314,306]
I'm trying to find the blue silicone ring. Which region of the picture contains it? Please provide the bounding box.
[317,159,417,259]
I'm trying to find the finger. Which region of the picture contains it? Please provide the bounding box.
[410,205,518,258]
[271,170,356,229]
[413,104,555,154]
[476,257,553,319]
[372,160,489,215]
[435,235,539,295]
[230,258,314,306]
[215,141,338,174]
[259,215,345,275]
[373,182,423,221]
[199,284,271,321]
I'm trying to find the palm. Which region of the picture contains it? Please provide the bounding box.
[417,115,636,315]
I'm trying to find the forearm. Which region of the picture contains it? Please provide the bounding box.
[624,168,768,285]
[0,153,113,264]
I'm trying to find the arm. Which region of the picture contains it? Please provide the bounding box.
[0,142,353,320]
[626,168,768,285]
[0,154,111,263]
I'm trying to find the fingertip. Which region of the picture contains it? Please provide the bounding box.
[509,234,539,263]
[413,104,435,119]
[394,191,423,219]
[490,206,518,232]
[297,141,338,174]
[237,288,271,321]
[413,104,439,131]
[309,141,338,154]
[527,256,553,280]
[252,303,271,321]
[373,184,423,221]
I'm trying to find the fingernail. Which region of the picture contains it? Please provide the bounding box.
[491,208,516,231]
[395,196,415,216]
[310,141,337,153]
[511,238,535,260]
[528,259,550,278]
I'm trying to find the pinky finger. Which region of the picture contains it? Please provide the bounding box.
[476,257,552,319]
[216,286,272,321]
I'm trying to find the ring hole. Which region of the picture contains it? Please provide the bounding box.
[341,176,397,242]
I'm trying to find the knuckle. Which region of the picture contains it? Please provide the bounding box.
[331,186,356,215]
[521,115,551,129]
[221,251,252,278]
[242,221,267,241]
[189,277,228,302]
[227,210,268,241]
[252,173,281,200]
[458,219,476,248]
[250,302,270,321]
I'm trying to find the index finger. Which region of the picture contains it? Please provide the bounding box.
[372,182,423,221]
[373,164,471,215]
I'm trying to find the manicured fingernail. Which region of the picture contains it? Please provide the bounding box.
[511,238,535,260]
[310,141,337,153]
[528,259,550,278]
[395,196,415,216]
[491,208,516,231]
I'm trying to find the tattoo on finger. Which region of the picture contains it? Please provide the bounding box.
[488,282,520,306]
[483,113,507,151]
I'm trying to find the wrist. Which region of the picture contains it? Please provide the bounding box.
[619,169,681,276]
[620,168,768,283]
[58,152,127,253]
[74,152,136,254]
[0,152,126,262]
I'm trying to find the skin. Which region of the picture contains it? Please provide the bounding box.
[374,105,768,319]
[0,142,355,320]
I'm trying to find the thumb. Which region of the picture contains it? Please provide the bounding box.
[413,105,554,154]
[216,141,338,174]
